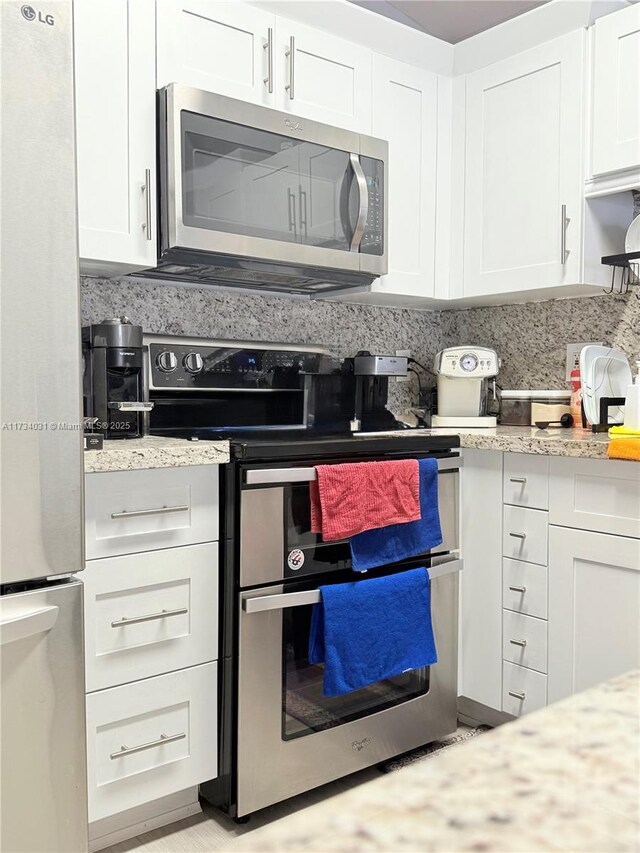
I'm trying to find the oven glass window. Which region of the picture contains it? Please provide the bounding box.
[282,602,429,740]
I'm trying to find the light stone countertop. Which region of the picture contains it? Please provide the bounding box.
[83,427,617,473]
[450,425,613,458]
[83,435,230,473]
[237,670,640,853]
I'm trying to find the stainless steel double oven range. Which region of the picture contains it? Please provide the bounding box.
[145,335,462,819]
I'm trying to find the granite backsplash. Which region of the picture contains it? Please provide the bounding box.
[441,291,639,391]
[80,277,444,412]
[81,277,639,413]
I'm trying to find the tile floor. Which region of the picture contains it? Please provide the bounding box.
[103,725,480,853]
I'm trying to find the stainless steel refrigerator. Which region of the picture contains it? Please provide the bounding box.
[0,2,88,851]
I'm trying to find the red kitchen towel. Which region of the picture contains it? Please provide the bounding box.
[310,459,420,541]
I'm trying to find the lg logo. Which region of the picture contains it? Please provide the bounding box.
[21,5,55,25]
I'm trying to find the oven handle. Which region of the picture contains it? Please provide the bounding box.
[242,558,463,613]
[244,456,462,486]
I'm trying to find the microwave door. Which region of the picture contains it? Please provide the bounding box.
[182,111,302,246]
[297,142,352,252]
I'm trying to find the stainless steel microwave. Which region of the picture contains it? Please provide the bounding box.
[148,84,388,296]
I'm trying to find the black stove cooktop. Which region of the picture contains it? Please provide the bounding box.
[154,427,461,461]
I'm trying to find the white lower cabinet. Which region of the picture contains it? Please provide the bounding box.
[502,610,548,674]
[549,456,640,539]
[84,466,221,836]
[84,543,219,692]
[460,450,639,725]
[502,505,549,566]
[85,465,219,560]
[548,525,640,704]
[502,662,547,717]
[503,558,548,619]
[86,662,218,823]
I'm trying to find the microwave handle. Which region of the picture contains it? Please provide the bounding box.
[244,456,462,486]
[242,558,464,613]
[349,153,369,253]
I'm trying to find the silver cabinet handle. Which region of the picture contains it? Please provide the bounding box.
[560,203,570,263]
[510,638,527,647]
[110,731,186,760]
[243,559,464,613]
[508,691,526,701]
[508,585,527,594]
[509,532,527,540]
[110,504,189,520]
[349,153,369,253]
[111,607,188,628]
[285,35,295,100]
[244,456,462,485]
[509,477,527,484]
[263,27,274,93]
[142,168,152,241]
[108,401,155,412]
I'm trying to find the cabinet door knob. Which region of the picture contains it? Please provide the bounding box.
[508,691,526,701]
[510,477,527,484]
[509,532,527,540]
[508,585,527,594]
[509,638,527,647]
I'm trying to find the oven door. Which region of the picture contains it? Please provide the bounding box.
[159,84,387,276]
[240,456,461,586]
[237,557,461,816]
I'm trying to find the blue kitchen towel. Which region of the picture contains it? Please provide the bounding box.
[308,567,437,696]
[350,457,442,572]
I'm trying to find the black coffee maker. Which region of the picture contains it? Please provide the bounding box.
[82,317,152,439]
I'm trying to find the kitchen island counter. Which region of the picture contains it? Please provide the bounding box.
[237,669,640,852]
[84,435,230,473]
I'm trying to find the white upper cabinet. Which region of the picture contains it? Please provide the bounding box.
[156,5,372,132]
[156,1,276,106]
[74,0,157,275]
[463,30,585,297]
[274,18,372,133]
[371,56,438,298]
[591,4,640,177]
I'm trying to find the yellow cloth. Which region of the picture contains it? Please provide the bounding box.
[608,437,640,460]
[609,425,640,437]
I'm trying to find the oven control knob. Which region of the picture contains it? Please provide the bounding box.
[183,352,203,374]
[156,351,178,372]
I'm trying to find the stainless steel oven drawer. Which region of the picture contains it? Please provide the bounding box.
[240,457,461,586]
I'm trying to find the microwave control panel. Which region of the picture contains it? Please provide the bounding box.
[360,156,384,256]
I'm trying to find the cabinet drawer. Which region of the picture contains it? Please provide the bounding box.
[503,453,549,510]
[86,663,217,822]
[549,457,640,539]
[502,610,547,674]
[503,505,548,565]
[502,661,547,716]
[503,558,547,619]
[84,543,218,692]
[85,465,219,559]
